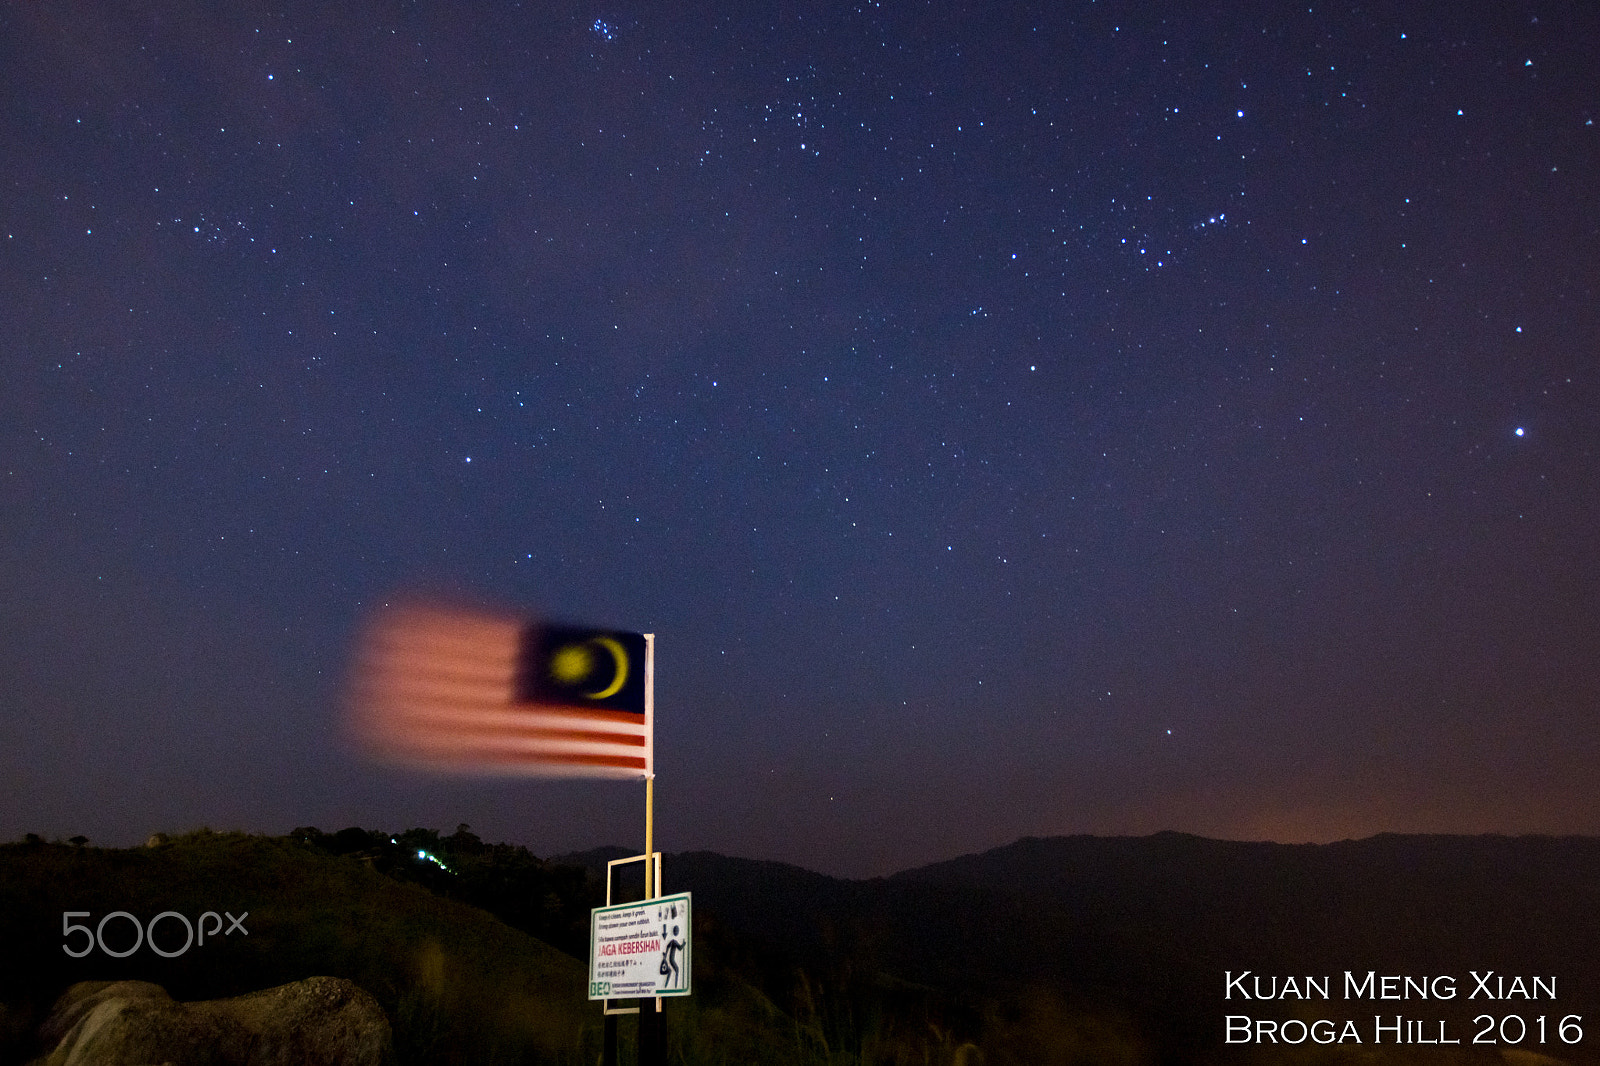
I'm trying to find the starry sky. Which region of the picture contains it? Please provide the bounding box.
[3,0,1597,878]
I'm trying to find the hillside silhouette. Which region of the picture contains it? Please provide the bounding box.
[574,833,1600,1065]
[3,829,1597,1065]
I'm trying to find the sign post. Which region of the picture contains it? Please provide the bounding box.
[595,849,688,1066]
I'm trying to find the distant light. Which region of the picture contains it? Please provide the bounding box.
[414,848,452,872]
[1515,427,1525,437]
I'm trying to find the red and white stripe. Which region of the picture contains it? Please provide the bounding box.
[350,603,651,778]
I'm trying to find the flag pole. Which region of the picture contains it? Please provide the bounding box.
[643,632,663,1039]
[643,633,655,881]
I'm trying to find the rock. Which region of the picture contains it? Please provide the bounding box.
[34,981,167,1055]
[206,977,392,1066]
[33,976,391,1066]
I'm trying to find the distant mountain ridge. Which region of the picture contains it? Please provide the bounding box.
[567,832,1600,1063]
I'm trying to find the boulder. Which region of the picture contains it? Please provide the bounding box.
[33,976,390,1066]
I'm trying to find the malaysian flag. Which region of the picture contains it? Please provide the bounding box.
[350,603,652,778]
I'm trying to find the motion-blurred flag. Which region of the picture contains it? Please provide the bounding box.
[351,603,652,778]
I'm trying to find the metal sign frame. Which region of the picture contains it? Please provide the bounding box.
[598,852,663,1015]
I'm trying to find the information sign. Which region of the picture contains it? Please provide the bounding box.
[588,892,692,1000]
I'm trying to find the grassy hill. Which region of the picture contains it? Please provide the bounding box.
[0,830,600,1064]
[5,830,1598,1066]
[0,830,809,1066]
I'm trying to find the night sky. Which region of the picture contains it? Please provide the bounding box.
[4,1,1597,879]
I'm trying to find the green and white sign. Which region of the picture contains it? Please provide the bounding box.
[588,892,692,1000]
